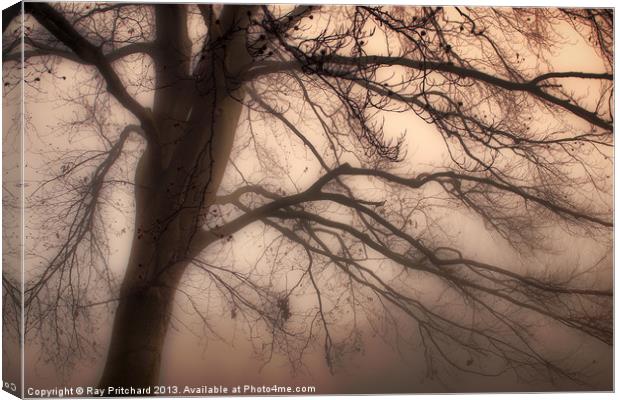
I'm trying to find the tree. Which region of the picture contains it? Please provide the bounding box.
[2,3,613,391]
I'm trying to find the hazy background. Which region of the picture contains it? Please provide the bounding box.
[1,3,612,395]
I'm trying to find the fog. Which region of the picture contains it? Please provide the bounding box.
[2,4,612,395]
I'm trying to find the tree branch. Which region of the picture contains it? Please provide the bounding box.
[4,41,155,64]
[25,3,159,142]
[244,56,613,131]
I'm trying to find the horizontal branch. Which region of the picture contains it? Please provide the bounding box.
[193,158,610,260]
[330,165,612,228]
[245,56,612,131]
[4,42,154,64]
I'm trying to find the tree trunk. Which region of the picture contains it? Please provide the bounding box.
[97,86,245,393]
[97,5,252,389]
[97,139,178,389]
[97,278,180,389]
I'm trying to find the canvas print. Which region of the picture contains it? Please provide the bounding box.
[2,2,613,397]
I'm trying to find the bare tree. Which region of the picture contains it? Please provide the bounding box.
[2,3,613,391]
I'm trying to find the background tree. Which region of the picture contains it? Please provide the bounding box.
[2,3,613,391]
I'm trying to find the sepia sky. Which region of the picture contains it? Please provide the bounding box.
[2,2,614,396]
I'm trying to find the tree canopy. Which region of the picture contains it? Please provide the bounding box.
[2,3,613,391]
